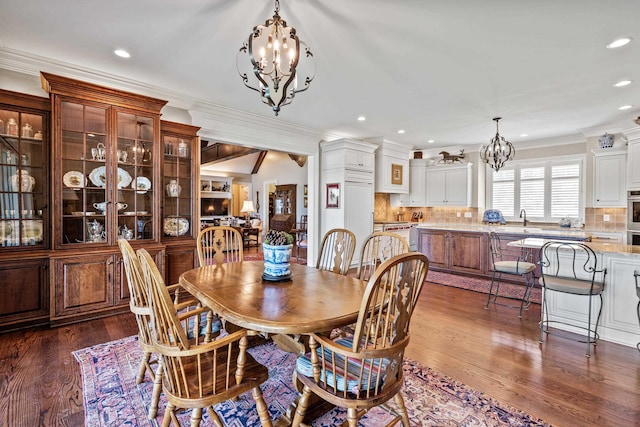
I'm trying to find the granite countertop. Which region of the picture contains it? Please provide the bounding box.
[508,237,640,258]
[415,223,593,239]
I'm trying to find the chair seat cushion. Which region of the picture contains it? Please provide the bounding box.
[295,337,389,395]
[494,260,536,275]
[539,275,604,295]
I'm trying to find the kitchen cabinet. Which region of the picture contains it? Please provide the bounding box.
[321,139,377,266]
[626,132,640,190]
[425,163,472,206]
[418,229,487,275]
[390,159,427,207]
[42,72,170,323]
[369,138,410,193]
[592,148,626,207]
[0,89,51,330]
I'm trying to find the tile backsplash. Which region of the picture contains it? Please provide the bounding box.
[375,193,626,231]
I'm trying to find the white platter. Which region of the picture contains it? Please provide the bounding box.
[163,217,189,236]
[63,171,85,188]
[132,176,151,194]
[88,166,132,189]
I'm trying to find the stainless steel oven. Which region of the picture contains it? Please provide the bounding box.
[628,231,640,246]
[627,191,640,231]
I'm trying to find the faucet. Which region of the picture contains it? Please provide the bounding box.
[519,209,527,227]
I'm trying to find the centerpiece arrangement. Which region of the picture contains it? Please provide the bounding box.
[262,229,295,281]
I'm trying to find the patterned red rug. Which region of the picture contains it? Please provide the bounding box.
[73,336,552,426]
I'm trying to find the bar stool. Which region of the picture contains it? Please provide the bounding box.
[485,232,537,318]
[539,241,607,357]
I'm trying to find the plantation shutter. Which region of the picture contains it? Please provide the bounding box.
[550,163,580,218]
[491,168,515,217]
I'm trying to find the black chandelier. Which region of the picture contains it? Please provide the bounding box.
[480,117,515,172]
[237,0,315,116]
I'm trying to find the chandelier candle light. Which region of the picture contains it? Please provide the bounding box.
[480,117,515,172]
[238,0,315,115]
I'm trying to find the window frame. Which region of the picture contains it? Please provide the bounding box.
[485,154,585,223]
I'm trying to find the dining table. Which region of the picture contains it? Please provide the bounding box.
[179,260,368,426]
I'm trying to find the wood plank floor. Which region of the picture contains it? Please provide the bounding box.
[0,282,638,426]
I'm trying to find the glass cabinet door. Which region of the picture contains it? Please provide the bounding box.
[162,134,193,238]
[116,112,155,241]
[60,101,108,245]
[1,108,47,248]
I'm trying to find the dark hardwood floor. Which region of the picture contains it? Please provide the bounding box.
[1,277,638,426]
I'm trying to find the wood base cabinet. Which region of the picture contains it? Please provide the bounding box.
[418,229,487,275]
[0,256,49,331]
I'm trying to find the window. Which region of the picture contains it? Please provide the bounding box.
[487,157,584,222]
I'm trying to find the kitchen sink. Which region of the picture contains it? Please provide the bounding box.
[494,226,544,234]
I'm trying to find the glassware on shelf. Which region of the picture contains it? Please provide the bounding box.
[6,118,18,136]
[177,140,188,157]
[21,123,34,138]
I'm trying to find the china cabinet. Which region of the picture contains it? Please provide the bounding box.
[161,120,199,285]
[0,89,50,330]
[275,184,297,220]
[42,72,168,324]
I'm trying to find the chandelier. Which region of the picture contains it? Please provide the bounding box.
[237,0,315,116]
[480,117,515,172]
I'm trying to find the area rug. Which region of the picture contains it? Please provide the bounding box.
[73,336,552,426]
[427,270,542,305]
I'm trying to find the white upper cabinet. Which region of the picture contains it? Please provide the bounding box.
[368,138,410,193]
[425,163,472,207]
[390,159,427,207]
[592,148,626,207]
[627,131,640,190]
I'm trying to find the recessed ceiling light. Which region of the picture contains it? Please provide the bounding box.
[520,134,528,137]
[613,80,632,87]
[606,37,631,49]
[114,49,131,58]
[427,139,435,144]
[619,105,633,110]
[397,129,405,134]
[357,115,366,121]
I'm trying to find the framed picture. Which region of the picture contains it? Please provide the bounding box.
[326,183,339,208]
[391,163,403,185]
[303,184,308,195]
[304,196,308,208]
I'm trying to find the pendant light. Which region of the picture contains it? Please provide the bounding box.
[480,117,515,172]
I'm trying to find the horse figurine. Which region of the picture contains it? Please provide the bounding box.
[438,149,466,164]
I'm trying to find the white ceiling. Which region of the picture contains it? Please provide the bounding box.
[1,0,640,152]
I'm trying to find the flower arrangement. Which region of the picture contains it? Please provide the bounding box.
[264,229,294,246]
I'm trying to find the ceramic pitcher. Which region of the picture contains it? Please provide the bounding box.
[11,170,35,192]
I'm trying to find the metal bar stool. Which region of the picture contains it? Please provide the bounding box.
[635,271,640,353]
[485,232,537,318]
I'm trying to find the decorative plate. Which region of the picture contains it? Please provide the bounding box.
[163,216,189,236]
[132,176,151,194]
[88,166,132,189]
[0,220,43,244]
[63,171,85,188]
[88,166,107,187]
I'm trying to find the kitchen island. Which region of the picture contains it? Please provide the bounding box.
[509,238,640,349]
[415,223,591,278]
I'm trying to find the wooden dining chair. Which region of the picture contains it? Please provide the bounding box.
[196,225,244,266]
[118,239,200,419]
[356,231,410,281]
[137,248,273,427]
[293,252,429,427]
[316,228,356,275]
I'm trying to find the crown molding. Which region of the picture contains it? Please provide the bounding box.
[0,47,340,153]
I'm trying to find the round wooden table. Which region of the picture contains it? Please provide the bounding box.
[179,261,366,335]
